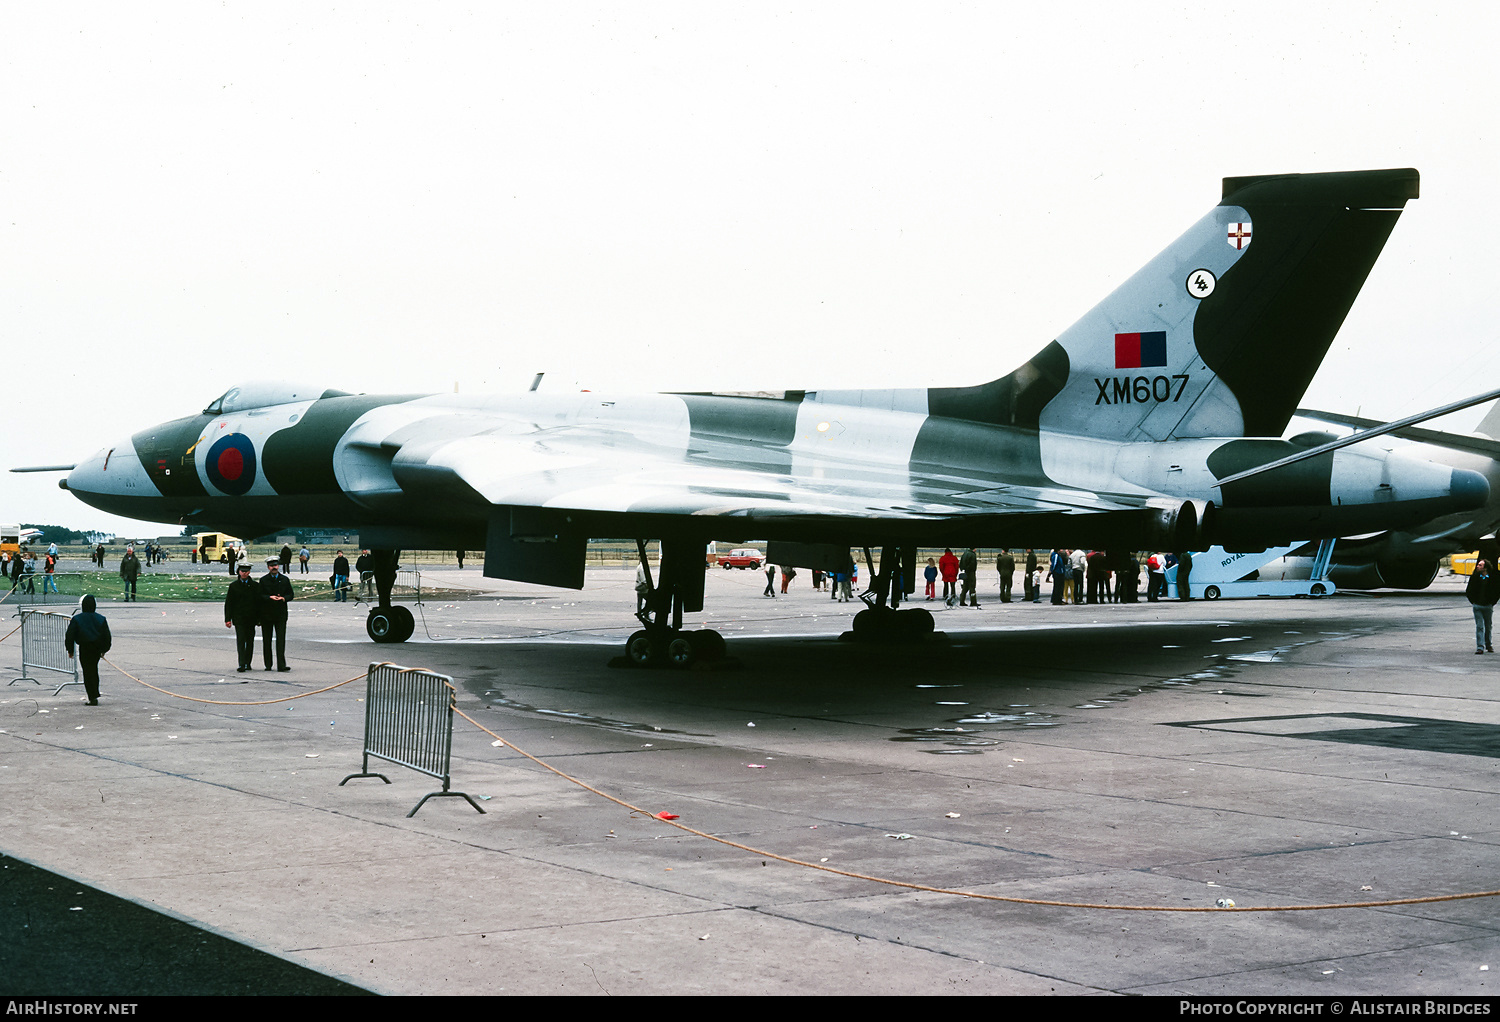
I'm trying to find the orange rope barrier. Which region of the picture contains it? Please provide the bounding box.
[452,707,1500,913]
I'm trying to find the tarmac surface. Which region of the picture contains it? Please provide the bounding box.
[2,566,1498,996]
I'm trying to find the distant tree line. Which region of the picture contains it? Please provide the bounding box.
[20,524,96,545]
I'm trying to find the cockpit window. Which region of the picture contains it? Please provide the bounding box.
[203,381,324,416]
[203,387,239,416]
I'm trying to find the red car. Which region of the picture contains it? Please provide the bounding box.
[716,548,764,569]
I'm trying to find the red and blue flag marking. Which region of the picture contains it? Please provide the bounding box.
[1114,331,1167,369]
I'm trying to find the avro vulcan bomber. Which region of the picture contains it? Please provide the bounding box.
[34,169,1491,663]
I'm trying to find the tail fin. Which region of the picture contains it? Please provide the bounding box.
[1475,400,1500,440]
[941,169,1418,442]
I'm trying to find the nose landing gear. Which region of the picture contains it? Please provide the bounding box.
[364,548,416,643]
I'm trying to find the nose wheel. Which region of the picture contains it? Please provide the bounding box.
[368,605,415,643]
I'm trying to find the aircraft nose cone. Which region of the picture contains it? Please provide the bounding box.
[66,456,99,494]
[64,439,159,515]
[1450,467,1490,510]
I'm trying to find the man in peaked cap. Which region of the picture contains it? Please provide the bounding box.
[224,560,260,673]
[259,556,294,672]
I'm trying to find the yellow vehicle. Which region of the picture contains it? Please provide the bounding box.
[1451,552,1478,576]
[194,532,245,564]
[0,525,42,556]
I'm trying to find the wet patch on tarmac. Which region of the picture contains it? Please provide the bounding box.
[891,706,1062,752]
[480,689,709,737]
[1059,627,1373,710]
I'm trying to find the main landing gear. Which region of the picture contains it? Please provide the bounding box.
[622,538,729,669]
[625,627,727,668]
[844,544,937,643]
[365,548,416,643]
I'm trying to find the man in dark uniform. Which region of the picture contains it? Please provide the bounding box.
[959,547,980,607]
[1120,554,1141,603]
[65,595,112,705]
[1176,549,1194,601]
[1085,549,1108,604]
[997,549,1014,603]
[259,557,294,672]
[224,561,260,673]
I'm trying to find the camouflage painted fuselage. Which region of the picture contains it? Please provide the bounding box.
[61,168,1490,584]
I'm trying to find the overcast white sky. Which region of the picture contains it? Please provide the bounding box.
[4,2,1496,535]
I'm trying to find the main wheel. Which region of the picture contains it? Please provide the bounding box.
[695,629,727,661]
[390,605,415,642]
[852,606,895,638]
[666,634,697,668]
[1203,585,1221,601]
[899,607,935,636]
[627,629,660,666]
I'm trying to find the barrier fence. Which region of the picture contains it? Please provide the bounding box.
[2,570,427,605]
[9,610,79,694]
[350,569,421,606]
[5,571,85,606]
[339,661,483,818]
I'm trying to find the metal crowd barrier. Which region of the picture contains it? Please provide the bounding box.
[4,571,85,606]
[353,569,421,606]
[9,610,80,694]
[339,662,483,817]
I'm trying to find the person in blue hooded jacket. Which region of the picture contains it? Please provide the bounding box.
[65,595,112,705]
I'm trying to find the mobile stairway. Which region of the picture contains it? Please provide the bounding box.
[1163,539,1336,601]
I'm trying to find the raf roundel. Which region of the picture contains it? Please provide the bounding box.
[205,433,257,495]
